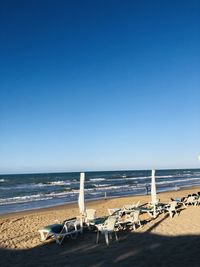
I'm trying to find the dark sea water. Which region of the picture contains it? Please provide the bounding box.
[0,168,200,215]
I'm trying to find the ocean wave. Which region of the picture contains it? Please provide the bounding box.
[94,184,112,188]
[155,175,175,178]
[90,184,133,191]
[1,170,200,208]
[0,194,51,205]
[44,181,71,186]
[0,190,73,205]
[105,175,176,182]
[0,183,43,190]
[0,181,72,190]
[193,172,200,175]
[2,177,200,207]
[89,178,106,182]
[156,177,200,185]
[105,176,149,182]
[86,185,145,195]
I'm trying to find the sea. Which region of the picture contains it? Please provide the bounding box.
[0,168,200,215]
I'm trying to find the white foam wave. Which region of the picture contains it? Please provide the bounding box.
[0,190,72,205]
[106,175,175,182]
[0,194,50,205]
[94,184,112,188]
[91,184,131,191]
[157,177,200,185]
[0,181,71,190]
[155,175,174,178]
[0,179,6,182]
[107,174,195,182]
[193,172,200,175]
[106,177,149,182]
[0,183,43,190]
[45,181,71,186]
[89,178,106,182]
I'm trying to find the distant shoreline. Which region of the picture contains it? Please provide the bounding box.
[0,167,200,176]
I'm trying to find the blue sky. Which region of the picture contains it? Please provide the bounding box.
[0,0,200,174]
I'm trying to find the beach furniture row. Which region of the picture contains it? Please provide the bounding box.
[38,191,200,246]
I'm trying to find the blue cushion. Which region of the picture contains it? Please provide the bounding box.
[44,224,63,233]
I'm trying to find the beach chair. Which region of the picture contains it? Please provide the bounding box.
[125,200,140,209]
[96,216,118,246]
[139,201,164,218]
[165,201,179,218]
[38,218,82,245]
[126,210,141,230]
[117,210,141,231]
[85,209,97,227]
[139,206,155,217]
[107,208,121,216]
[196,196,200,206]
[183,196,198,207]
[123,201,141,212]
[120,201,141,216]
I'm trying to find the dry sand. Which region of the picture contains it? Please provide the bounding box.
[1,186,200,266]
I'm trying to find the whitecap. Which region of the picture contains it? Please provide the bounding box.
[46,181,71,186]
[89,178,106,182]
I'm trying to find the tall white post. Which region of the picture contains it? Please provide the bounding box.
[78,172,85,231]
[151,169,157,218]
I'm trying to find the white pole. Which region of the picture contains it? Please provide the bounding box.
[78,172,85,231]
[151,169,157,218]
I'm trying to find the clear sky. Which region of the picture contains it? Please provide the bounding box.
[0,0,200,174]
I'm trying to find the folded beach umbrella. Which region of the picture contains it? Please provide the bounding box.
[151,169,157,218]
[78,172,86,215]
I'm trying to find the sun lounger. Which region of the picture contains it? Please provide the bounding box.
[139,206,158,217]
[38,217,82,245]
[139,202,165,218]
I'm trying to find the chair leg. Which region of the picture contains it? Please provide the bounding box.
[109,233,112,240]
[115,231,118,242]
[39,230,50,241]
[54,235,62,245]
[71,232,78,239]
[40,231,46,241]
[96,231,99,244]
[105,232,109,246]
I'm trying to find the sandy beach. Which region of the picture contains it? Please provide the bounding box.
[1,186,200,266]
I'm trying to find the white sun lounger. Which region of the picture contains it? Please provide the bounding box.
[38,218,82,245]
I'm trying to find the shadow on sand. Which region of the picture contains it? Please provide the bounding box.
[1,215,200,267]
